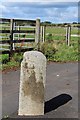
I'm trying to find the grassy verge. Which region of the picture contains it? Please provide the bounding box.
[0,53,23,71]
[0,41,78,71]
[40,41,78,62]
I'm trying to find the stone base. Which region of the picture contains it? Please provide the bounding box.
[18,98,44,116]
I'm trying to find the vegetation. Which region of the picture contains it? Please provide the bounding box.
[40,41,78,62]
[41,21,80,27]
[0,22,79,71]
[0,53,23,71]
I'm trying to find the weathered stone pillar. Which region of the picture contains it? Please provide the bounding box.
[18,51,46,116]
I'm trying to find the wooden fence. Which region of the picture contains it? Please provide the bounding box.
[0,18,77,60]
[44,25,72,46]
[0,18,45,60]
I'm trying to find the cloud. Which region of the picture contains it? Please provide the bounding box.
[0,2,78,23]
[0,0,79,2]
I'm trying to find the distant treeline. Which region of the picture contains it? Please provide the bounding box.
[41,21,80,27]
[0,19,80,27]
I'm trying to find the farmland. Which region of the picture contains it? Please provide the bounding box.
[0,23,79,71]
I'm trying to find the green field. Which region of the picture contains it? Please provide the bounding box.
[46,26,78,35]
[0,25,79,70]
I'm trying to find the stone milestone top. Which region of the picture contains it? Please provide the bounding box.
[23,51,46,61]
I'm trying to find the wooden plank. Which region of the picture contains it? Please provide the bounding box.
[0,18,36,23]
[14,19,36,23]
[0,18,10,22]
[1,30,10,33]
[14,33,35,35]
[0,44,10,46]
[15,26,36,28]
[0,38,35,44]
[0,48,34,54]
[13,30,35,33]
[0,40,10,44]
[14,48,34,52]
[1,30,35,33]
[0,25,10,28]
[13,39,35,43]
[0,50,10,54]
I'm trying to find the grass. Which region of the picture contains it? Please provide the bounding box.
[46,35,65,41]
[40,41,78,62]
[46,27,78,35]
[0,40,78,71]
[53,43,78,62]
[0,26,79,71]
[0,53,23,71]
[46,27,66,34]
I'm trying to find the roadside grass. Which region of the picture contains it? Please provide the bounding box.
[0,53,23,71]
[53,43,78,62]
[40,41,78,62]
[0,40,78,71]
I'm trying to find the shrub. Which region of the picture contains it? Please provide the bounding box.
[40,42,57,61]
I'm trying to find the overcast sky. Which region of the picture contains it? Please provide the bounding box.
[0,0,79,23]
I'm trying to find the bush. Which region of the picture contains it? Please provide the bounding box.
[40,42,57,61]
[40,41,78,62]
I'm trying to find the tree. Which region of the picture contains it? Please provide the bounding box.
[73,22,78,24]
[41,21,52,25]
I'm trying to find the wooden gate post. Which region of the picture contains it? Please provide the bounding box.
[66,25,71,46]
[18,25,20,40]
[35,19,40,50]
[9,19,14,59]
[40,26,43,42]
[68,26,71,46]
[43,25,46,43]
[13,22,16,50]
[66,26,68,45]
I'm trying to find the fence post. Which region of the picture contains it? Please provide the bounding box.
[13,22,15,50]
[66,26,71,46]
[43,25,46,43]
[68,26,71,46]
[41,26,43,42]
[35,19,40,50]
[66,26,68,45]
[18,25,20,40]
[9,19,14,59]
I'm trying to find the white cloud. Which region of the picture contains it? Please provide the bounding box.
[0,0,79,2]
[0,2,78,23]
